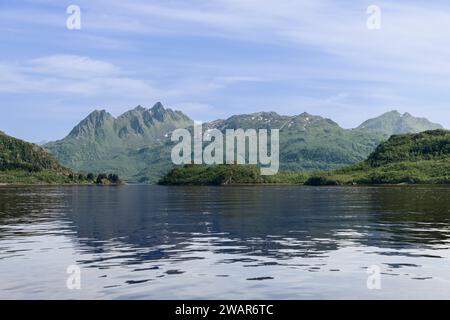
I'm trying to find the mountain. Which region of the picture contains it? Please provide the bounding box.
[44,102,192,182]
[206,111,385,171]
[357,111,443,136]
[66,102,191,146]
[45,105,445,183]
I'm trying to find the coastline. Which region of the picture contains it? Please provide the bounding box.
[0,182,124,187]
[2,181,448,188]
[158,182,450,187]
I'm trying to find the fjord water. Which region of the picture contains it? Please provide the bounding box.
[0,185,449,299]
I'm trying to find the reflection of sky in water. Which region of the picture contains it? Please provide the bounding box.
[0,185,450,299]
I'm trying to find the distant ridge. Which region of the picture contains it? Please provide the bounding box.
[357,110,443,136]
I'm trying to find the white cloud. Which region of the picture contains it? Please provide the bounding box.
[4,1,450,83]
[85,0,450,81]
[0,55,161,99]
[26,55,120,79]
[0,55,259,100]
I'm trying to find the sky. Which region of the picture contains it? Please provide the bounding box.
[1,0,450,142]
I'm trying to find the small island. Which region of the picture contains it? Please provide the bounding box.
[159,130,450,186]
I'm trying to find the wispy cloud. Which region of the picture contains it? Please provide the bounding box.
[0,53,269,121]
[0,55,159,98]
[26,55,120,78]
[1,0,450,141]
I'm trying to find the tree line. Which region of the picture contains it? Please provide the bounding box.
[68,172,121,184]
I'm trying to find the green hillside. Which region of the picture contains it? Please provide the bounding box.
[306,130,450,185]
[0,131,121,185]
[206,112,385,171]
[159,130,450,186]
[1,131,69,173]
[367,129,450,166]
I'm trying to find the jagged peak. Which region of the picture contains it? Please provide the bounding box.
[67,109,114,138]
[151,102,165,111]
[118,106,147,119]
[133,105,146,112]
[86,109,113,120]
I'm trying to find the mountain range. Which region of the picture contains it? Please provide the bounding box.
[43,103,444,183]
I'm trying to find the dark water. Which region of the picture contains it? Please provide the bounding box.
[0,185,450,299]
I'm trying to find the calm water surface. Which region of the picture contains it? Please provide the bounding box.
[0,185,449,299]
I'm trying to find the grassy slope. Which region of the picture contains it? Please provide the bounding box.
[1,131,73,184]
[307,159,450,185]
[309,130,450,185]
[0,131,69,173]
[0,131,119,185]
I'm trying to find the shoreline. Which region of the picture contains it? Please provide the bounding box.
[0,182,124,187]
[2,181,448,187]
[159,182,450,187]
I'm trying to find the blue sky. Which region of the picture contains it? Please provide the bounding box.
[1,0,450,142]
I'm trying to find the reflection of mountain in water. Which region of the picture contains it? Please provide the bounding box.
[1,185,449,266]
[65,186,372,260]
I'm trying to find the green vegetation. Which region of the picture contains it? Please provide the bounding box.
[159,164,309,185]
[159,130,450,186]
[0,131,122,185]
[0,170,123,185]
[45,104,443,183]
[0,170,80,185]
[1,131,69,173]
[367,129,450,166]
[306,130,450,185]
